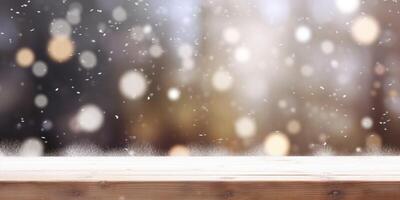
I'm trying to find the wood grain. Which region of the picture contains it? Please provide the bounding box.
[1,157,400,199]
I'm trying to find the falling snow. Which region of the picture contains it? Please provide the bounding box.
[0,0,399,156]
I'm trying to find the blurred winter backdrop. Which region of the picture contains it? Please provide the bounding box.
[0,0,398,156]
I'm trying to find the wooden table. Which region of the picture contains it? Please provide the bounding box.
[0,157,399,199]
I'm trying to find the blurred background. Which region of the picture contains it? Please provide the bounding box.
[0,0,398,156]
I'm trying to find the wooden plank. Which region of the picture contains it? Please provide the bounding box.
[1,157,400,181]
[1,157,400,199]
[1,181,400,200]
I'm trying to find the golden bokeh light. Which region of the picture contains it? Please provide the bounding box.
[15,47,35,68]
[351,15,380,46]
[168,145,190,156]
[47,36,75,63]
[263,131,290,156]
[212,69,234,92]
[234,116,257,139]
[286,119,301,135]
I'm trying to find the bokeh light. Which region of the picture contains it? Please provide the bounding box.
[320,40,335,55]
[34,94,48,109]
[300,65,314,77]
[15,47,35,68]
[66,4,82,25]
[18,138,44,157]
[47,36,75,63]
[178,43,193,59]
[112,6,128,22]
[295,25,312,43]
[49,18,72,37]
[335,0,360,14]
[351,16,380,46]
[361,116,373,130]
[79,50,97,69]
[263,131,290,156]
[149,44,164,58]
[167,87,181,101]
[212,69,234,92]
[168,145,190,156]
[223,27,241,44]
[286,119,301,135]
[234,116,257,139]
[119,71,147,100]
[32,61,48,78]
[75,104,104,133]
[1,0,400,156]
[234,46,251,63]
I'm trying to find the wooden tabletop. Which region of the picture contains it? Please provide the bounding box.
[0,156,400,181]
[1,156,400,199]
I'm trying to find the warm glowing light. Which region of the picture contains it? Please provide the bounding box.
[223,27,240,44]
[79,50,97,69]
[47,36,75,63]
[234,116,257,139]
[212,69,233,92]
[167,87,181,101]
[76,104,104,133]
[263,131,290,156]
[119,71,147,100]
[168,145,190,156]
[361,116,373,130]
[234,46,251,63]
[16,47,35,68]
[295,25,312,43]
[351,16,380,46]
[335,0,360,14]
[286,119,301,135]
